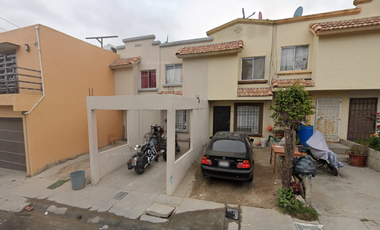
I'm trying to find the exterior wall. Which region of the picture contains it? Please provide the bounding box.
[209,100,273,144]
[313,31,380,90]
[22,25,123,174]
[208,54,239,100]
[114,68,134,95]
[182,57,208,100]
[310,90,380,140]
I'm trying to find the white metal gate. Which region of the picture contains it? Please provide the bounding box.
[316,98,342,142]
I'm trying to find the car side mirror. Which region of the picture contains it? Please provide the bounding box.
[249,138,254,143]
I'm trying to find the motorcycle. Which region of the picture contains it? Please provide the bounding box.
[127,125,165,175]
[161,132,181,161]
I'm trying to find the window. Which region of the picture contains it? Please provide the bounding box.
[212,140,246,153]
[280,45,309,71]
[241,57,265,80]
[234,103,263,136]
[166,64,182,84]
[141,70,156,88]
[176,110,189,132]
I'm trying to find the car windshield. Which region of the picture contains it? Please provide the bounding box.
[212,140,246,153]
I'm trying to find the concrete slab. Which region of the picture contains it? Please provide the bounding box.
[170,208,225,230]
[11,178,54,198]
[146,203,175,218]
[37,181,72,199]
[154,194,183,207]
[240,206,296,230]
[47,205,67,215]
[175,198,225,214]
[140,214,168,223]
[90,189,128,212]
[319,216,368,230]
[313,165,380,221]
[0,192,29,212]
[362,220,380,230]
[108,191,158,219]
[47,185,116,209]
[228,222,239,230]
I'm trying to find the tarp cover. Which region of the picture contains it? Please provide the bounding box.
[306,131,344,169]
[293,155,317,176]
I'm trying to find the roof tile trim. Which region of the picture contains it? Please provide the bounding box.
[237,88,273,97]
[109,56,141,68]
[157,91,182,96]
[272,79,315,88]
[310,16,380,34]
[176,40,243,56]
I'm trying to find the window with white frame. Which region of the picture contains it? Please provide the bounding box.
[280,45,309,71]
[176,110,189,132]
[141,70,156,88]
[241,57,265,80]
[166,64,182,84]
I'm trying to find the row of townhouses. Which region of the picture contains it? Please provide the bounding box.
[1,0,379,194]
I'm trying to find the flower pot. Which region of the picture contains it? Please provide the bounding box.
[348,152,367,167]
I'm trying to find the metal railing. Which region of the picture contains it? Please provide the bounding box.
[0,67,42,94]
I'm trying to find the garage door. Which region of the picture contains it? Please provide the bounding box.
[0,118,26,171]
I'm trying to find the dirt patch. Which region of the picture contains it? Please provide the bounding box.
[188,148,280,209]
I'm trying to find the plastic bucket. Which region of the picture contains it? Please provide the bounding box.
[299,126,313,147]
[261,138,268,147]
[70,170,86,190]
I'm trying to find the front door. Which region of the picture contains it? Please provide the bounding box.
[213,106,230,135]
[347,98,378,141]
[316,98,342,142]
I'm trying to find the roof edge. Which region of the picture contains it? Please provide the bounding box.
[122,34,156,43]
[159,37,214,47]
[314,24,380,36]
[177,49,242,58]
[207,8,361,36]
[353,0,373,6]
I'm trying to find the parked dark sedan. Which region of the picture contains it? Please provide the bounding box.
[201,131,254,182]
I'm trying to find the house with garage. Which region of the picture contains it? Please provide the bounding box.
[87,0,380,194]
[0,24,123,175]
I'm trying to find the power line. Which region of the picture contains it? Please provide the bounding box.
[0,26,7,32]
[0,16,19,28]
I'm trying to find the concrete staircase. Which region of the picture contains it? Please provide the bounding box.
[327,142,350,163]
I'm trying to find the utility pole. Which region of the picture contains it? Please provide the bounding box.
[85,35,118,48]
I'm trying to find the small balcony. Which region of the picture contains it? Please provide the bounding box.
[0,66,42,94]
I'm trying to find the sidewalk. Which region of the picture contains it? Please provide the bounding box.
[0,166,307,230]
[1,147,380,229]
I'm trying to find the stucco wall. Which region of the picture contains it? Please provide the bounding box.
[309,90,380,140]
[114,68,134,95]
[23,25,123,174]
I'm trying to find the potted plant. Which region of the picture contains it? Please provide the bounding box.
[348,145,368,167]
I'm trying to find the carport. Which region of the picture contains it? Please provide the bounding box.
[87,94,209,195]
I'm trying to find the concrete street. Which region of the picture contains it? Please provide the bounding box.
[0,147,379,229]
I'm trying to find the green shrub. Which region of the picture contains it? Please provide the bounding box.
[349,145,369,155]
[275,188,318,221]
[356,136,380,151]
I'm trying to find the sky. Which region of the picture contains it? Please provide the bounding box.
[0,0,355,47]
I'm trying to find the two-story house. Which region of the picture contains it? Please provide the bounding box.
[176,0,380,143]
[0,25,123,175]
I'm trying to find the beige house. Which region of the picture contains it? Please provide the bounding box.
[87,0,380,194]
[0,25,123,175]
[176,0,380,143]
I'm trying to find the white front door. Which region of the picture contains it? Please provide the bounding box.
[316,98,342,142]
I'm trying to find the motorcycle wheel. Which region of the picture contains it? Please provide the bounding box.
[134,165,145,175]
[328,165,339,176]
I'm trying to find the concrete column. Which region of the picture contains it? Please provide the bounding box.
[88,109,100,185]
[166,109,176,195]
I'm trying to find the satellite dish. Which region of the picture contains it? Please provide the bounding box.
[294,6,303,17]
[259,11,263,19]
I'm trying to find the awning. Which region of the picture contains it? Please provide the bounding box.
[0,42,20,53]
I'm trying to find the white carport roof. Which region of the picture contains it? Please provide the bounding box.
[87,94,209,195]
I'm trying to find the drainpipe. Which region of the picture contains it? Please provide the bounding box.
[23,25,45,115]
[22,25,45,175]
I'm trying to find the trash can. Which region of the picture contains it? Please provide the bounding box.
[70,170,86,190]
[299,126,313,147]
